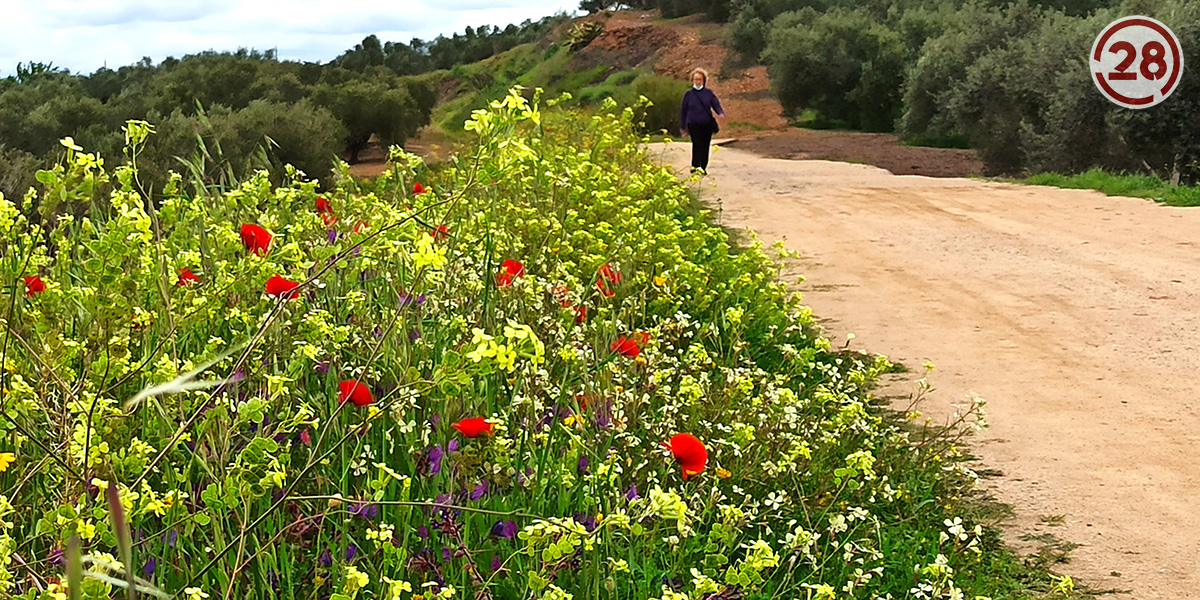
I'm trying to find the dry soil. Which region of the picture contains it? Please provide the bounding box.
[652,141,1200,600]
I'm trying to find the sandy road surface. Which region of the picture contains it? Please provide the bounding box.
[652,142,1200,599]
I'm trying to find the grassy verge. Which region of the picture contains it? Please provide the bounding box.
[0,90,1071,600]
[1020,168,1200,207]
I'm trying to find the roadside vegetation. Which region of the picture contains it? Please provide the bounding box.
[0,89,1072,600]
[1021,169,1200,206]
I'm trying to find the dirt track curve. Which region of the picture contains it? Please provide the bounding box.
[653,142,1200,599]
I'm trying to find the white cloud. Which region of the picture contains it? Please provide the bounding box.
[0,0,578,76]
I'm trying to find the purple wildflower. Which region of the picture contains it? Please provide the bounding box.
[417,526,430,539]
[163,529,178,548]
[574,512,598,532]
[625,483,639,501]
[319,550,332,566]
[447,439,459,454]
[409,328,422,342]
[327,230,338,245]
[47,548,64,566]
[491,555,503,572]
[315,360,331,374]
[346,544,358,561]
[594,397,613,429]
[143,557,157,577]
[577,455,589,474]
[441,547,452,562]
[350,502,378,520]
[491,520,518,540]
[373,325,384,339]
[427,444,444,475]
[469,480,489,501]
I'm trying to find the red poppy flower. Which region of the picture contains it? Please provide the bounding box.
[240,223,272,256]
[338,380,374,407]
[431,224,449,242]
[354,221,369,234]
[176,268,199,286]
[452,416,493,438]
[315,197,333,214]
[24,275,45,297]
[413,182,428,195]
[265,275,301,300]
[610,336,641,358]
[598,263,621,284]
[665,433,708,480]
[495,259,524,287]
[596,279,614,298]
[574,304,588,324]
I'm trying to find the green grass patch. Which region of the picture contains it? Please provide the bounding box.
[1021,168,1200,207]
[792,109,851,130]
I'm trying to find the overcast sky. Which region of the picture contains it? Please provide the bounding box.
[1,0,581,77]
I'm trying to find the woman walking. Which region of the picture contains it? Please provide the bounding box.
[679,68,725,174]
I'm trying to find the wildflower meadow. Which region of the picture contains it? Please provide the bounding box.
[0,88,1045,600]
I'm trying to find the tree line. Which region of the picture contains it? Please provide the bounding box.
[0,15,564,199]
[583,0,1200,184]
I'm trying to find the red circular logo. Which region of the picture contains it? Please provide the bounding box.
[1090,16,1184,109]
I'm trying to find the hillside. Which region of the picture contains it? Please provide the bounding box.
[353,9,982,179]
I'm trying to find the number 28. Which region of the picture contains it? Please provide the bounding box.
[1108,40,1168,81]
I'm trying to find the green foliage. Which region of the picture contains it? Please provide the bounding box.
[633,74,690,133]
[0,90,1050,600]
[765,7,907,131]
[137,99,348,191]
[333,16,568,75]
[565,22,605,52]
[0,48,437,197]
[1023,168,1200,206]
[0,146,39,202]
[311,74,427,163]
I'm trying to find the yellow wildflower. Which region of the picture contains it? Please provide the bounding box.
[0,452,14,472]
[184,588,209,600]
[715,468,732,479]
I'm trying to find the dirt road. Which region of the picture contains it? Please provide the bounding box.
[652,142,1200,599]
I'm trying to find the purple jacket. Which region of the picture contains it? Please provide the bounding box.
[680,87,724,130]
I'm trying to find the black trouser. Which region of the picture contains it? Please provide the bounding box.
[688,121,714,170]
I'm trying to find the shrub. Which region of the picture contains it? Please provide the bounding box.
[764,7,907,131]
[565,21,605,52]
[0,145,40,203]
[632,74,690,133]
[136,100,347,192]
[1107,0,1200,185]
